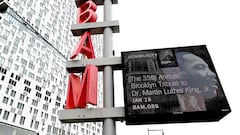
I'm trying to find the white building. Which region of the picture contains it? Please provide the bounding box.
[0,0,103,135]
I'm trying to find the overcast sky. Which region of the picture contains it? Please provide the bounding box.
[99,0,240,135]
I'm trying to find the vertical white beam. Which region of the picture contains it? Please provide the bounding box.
[103,0,116,135]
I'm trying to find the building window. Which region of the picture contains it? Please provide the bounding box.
[51,116,56,122]
[33,109,38,115]
[21,68,27,75]
[34,121,39,129]
[10,90,16,97]
[0,56,5,65]
[52,108,57,114]
[19,94,25,101]
[28,72,35,79]
[55,102,60,107]
[32,99,38,107]
[5,88,9,94]
[73,125,76,130]
[0,36,7,44]
[9,79,17,86]
[47,125,52,133]
[20,58,28,65]
[18,48,24,54]
[44,113,48,119]
[43,104,48,111]
[2,111,10,120]
[12,114,17,122]
[28,62,35,70]
[29,107,32,113]
[0,67,7,74]
[13,37,20,46]
[10,99,14,106]
[2,46,9,54]
[53,127,58,134]
[58,89,63,95]
[37,68,43,74]
[24,86,31,93]
[30,120,34,128]
[0,26,3,32]
[7,58,13,69]
[44,96,48,101]
[15,75,21,81]
[81,128,85,133]
[21,32,26,41]
[46,91,51,96]
[1,76,5,81]
[17,102,24,110]
[2,97,9,104]
[19,116,25,125]
[36,92,42,98]
[26,96,29,103]
[56,96,61,102]
[36,76,42,83]
[35,85,41,91]
[24,79,31,86]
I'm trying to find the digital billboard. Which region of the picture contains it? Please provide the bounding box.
[121,45,231,125]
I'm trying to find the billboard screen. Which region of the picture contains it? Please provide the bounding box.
[121,45,231,125]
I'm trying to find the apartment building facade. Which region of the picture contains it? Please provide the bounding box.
[0,0,103,135]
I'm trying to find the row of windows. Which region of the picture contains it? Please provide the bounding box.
[3,83,62,107]
[0,67,7,74]
[1,56,65,89]
[4,75,63,101]
[47,125,69,135]
[2,91,63,114]
[10,73,21,81]
[2,96,24,110]
[24,86,31,93]
[0,108,41,129]
[1,69,63,97]
[3,73,46,94]
[5,88,16,97]
[24,79,31,86]
[9,79,17,86]
[1,97,59,120]
[0,109,25,125]
[30,120,39,130]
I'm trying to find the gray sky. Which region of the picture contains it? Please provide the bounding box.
[98,0,240,135]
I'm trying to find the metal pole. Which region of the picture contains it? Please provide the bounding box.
[103,0,115,135]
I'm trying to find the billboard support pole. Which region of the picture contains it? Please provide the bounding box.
[103,0,116,135]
